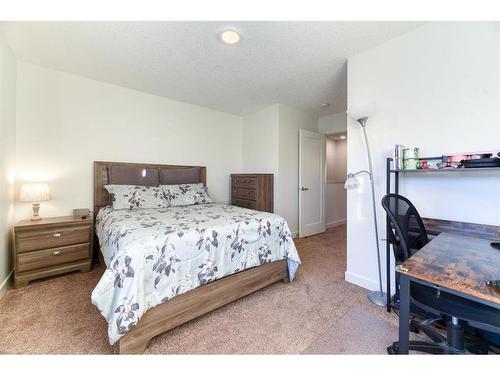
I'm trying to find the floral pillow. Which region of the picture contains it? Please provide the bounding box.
[105,185,169,210]
[161,183,213,206]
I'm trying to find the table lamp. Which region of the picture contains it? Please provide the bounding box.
[19,183,51,221]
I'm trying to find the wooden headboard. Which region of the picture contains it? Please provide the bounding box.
[93,161,206,218]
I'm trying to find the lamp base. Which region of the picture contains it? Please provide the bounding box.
[31,203,42,221]
[368,291,387,307]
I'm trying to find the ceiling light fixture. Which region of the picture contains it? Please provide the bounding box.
[339,135,347,140]
[220,30,241,45]
[320,103,330,109]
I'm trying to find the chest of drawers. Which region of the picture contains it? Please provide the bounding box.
[231,174,273,213]
[13,216,93,288]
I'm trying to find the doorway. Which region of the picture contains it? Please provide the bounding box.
[325,132,347,229]
[298,129,326,237]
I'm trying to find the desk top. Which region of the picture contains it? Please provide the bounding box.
[399,232,500,306]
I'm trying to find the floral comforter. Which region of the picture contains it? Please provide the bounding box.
[91,203,301,345]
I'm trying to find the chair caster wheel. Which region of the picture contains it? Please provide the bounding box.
[409,326,420,334]
[409,319,420,334]
[387,345,398,354]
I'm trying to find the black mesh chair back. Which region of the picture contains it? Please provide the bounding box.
[381,194,429,262]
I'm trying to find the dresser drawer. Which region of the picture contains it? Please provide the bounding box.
[16,225,91,253]
[232,188,256,200]
[17,243,90,273]
[232,176,257,189]
[232,198,257,210]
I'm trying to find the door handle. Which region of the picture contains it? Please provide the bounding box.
[300,187,309,191]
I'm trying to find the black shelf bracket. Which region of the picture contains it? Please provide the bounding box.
[385,157,399,312]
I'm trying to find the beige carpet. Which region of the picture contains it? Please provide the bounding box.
[303,306,405,354]
[0,225,401,354]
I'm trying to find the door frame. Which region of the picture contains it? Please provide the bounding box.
[298,128,326,238]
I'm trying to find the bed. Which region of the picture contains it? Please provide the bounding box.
[92,161,300,354]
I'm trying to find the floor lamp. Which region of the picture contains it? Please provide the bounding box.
[344,117,387,307]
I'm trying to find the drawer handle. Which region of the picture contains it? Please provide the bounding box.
[53,233,61,238]
[52,250,62,256]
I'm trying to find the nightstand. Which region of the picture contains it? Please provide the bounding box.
[13,216,93,288]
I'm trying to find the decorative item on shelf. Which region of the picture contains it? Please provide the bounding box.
[423,157,443,170]
[447,150,500,169]
[442,150,500,169]
[416,160,428,169]
[19,182,51,221]
[402,147,420,170]
[393,144,405,170]
[73,208,91,219]
[345,116,386,308]
[437,160,461,169]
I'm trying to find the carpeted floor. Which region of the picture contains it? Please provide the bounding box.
[0,225,403,354]
[303,305,417,354]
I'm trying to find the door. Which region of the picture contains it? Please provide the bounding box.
[299,129,326,237]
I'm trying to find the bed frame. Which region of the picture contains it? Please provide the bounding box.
[93,161,289,354]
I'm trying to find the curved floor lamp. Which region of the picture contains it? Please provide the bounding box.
[345,116,387,307]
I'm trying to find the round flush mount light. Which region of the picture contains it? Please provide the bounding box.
[320,102,330,109]
[339,135,347,140]
[220,30,241,45]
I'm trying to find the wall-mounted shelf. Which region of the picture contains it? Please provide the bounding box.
[390,166,500,174]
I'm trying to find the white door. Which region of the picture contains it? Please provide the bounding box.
[299,129,326,237]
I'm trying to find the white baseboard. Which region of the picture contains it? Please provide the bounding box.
[345,271,379,291]
[345,270,396,295]
[0,270,13,300]
[291,231,299,238]
[326,219,346,229]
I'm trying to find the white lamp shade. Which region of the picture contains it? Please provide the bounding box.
[19,183,51,202]
[344,174,360,190]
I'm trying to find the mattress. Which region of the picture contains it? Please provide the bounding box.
[91,203,301,344]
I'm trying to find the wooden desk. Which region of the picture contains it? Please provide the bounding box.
[396,232,500,354]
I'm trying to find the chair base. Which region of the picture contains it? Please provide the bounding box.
[387,341,463,355]
[388,318,490,355]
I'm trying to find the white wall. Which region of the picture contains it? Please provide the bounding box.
[15,62,243,221]
[9,62,316,293]
[0,34,16,297]
[326,137,347,227]
[242,104,280,209]
[346,22,500,292]
[242,104,280,174]
[242,104,318,235]
[319,111,347,134]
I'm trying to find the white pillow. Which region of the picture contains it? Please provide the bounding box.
[105,185,168,210]
[161,183,213,206]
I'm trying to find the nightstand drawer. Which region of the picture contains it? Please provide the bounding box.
[232,188,256,200]
[17,243,90,272]
[232,198,256,210]
[232,176,257,189]
[16,225,91,253]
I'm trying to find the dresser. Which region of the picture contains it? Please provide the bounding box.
[231,174,274,213]
[13,216,93,288]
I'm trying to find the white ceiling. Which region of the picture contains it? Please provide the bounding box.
[2,21,423,116]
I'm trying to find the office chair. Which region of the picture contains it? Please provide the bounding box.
[382,193,500,354]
